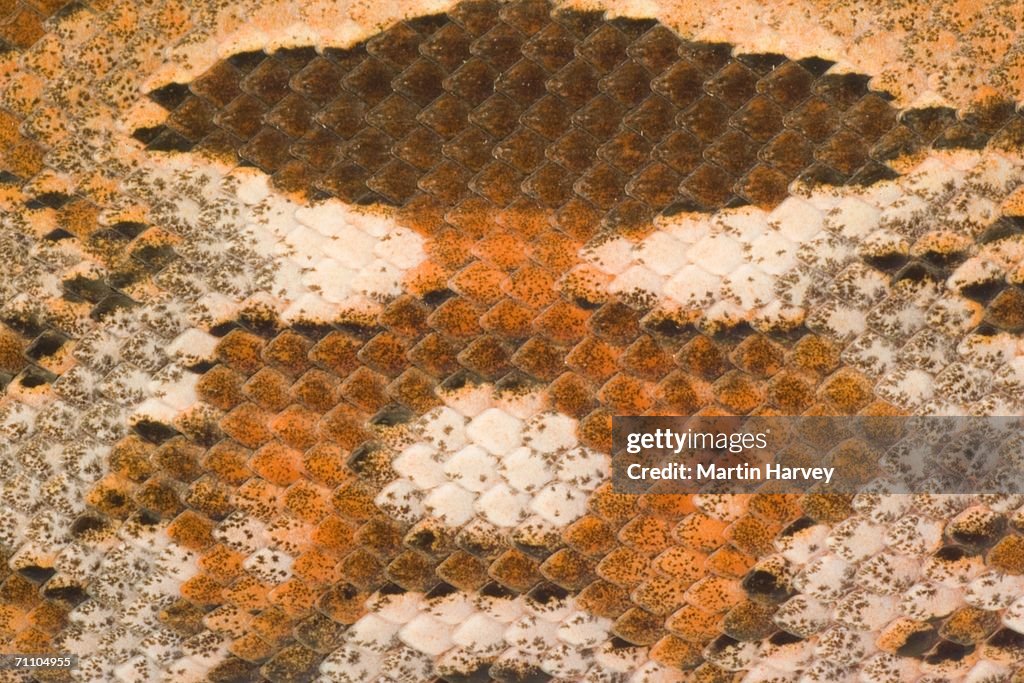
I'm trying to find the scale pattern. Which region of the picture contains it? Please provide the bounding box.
[0,0,1024,682]
[133,6,1022,221]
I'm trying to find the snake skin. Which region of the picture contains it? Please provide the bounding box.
[2,0,1024,681]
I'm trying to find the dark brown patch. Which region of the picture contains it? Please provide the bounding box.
[132,0,1011,225]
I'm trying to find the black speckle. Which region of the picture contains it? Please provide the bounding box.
[768,630,803,646]
[90,292,138,320]
[423,288,456,306]
[19,366,56,388]
[43,584,89,606]
[797,56,835,76]
[132,419,182,444]
[147,82,192,110]
[25,191,73,210]
[228,51,267,72]
[210,321,241,337]
[480,581,516,599]
[425,582,458,599]
[132,126,166,145]
[43,228,75,242]
[63,275,113,303]
[186,360,216,374]
[112,221,150,238]
[895,624,938,657]
[371,404,415,426]
[18,565,56,583]
[71,515,107,536]
[25,330,68,361]
[527,582,568,605]
[924,640,974,664]
[147,130,196,153]
[742,568,792,602]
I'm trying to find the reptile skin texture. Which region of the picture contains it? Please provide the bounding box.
[2,0,1024,681]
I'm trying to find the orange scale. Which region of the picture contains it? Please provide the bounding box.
[234,478,286,521]
[472,231,531,271]
[229,632,279,663]
[402,260,450,300]
[576,579,634,620]
[617,514,672,554]
[85,473,136,519]
[683,575,744,613]
[652,547,708,583]
[546,371,599,419]
[0,606,28,639]
[291,547,345,586]
[649,634,704,669]
[665,603,724,642]
[26,602,67,634]
[250,442,304,486]
[108,435,156,482]
[426,297,483,339]
[639,493,698,517]
[311,516,357,555]
[450,261,508,306]
[480,298,536,340]
[530,230,581,273]
[587,482,640,526]
[222,575,273,612]
[595,546,654,586]
[180,573,225,607]
[216,329,266,376]
[242,367,293,412]
[288,370,339,414]
[202,605,252,639]
[248,606,295,646]
[706,545,756,578]
[195,368,243,411]
[504,264,557,308]
[724,514,781,557]
[308,331,363,378]
[317,404,372,450]
[186,476,235,521]
[598,373,655,414]
[283,480,333,524]
[262,331,313,378]
[330,480,379,522]
[335,549,385,590]
[563,515,618,558]
[578,408,613,452]
[533,299,592,344]
[219,403,274,448]
[302,444,352,489]
[631,574,692,616]
[202,441,253,486]
[10,626,50,655]
[317,583,369,624]
[199,544,247,585]
[748,493,803,523]
[266,517,316,556]
[267,579,319,617]
[673,512,731,553]
[564,337,620,384]
[166,510,216,551]
[426,227,475,271]
[0,574,42,610]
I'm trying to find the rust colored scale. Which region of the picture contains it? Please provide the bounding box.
[93,301,904,668]
[133,0,1024,232]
